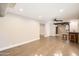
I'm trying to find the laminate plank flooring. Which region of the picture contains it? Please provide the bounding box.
[0,36,79,56]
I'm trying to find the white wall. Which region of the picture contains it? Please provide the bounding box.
[0,13,40,51]
[45,21,51,37]
[40,24,45,36]
[44,21,56,37]
[50,21,56,36]
[69,19,79,32]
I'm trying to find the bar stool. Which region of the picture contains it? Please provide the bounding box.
[62,34,67,40]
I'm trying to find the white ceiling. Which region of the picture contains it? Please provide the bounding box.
[8,3,79,23]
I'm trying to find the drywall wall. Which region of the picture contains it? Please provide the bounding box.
[50,21,56,36]
[0,13,40,51]
[40,24,45,36]
[45,21,51,37]
[69,19,79,32]
[44,20,56,37]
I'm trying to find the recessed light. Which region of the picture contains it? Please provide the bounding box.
[19,8,23,12]
[59,9,64,13]
[38,16,42,18]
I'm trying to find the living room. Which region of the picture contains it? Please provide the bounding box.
[0,3,79,56]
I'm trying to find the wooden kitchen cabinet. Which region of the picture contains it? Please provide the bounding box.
[69,32,78,43]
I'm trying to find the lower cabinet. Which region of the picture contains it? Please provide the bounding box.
[69,32,78,43]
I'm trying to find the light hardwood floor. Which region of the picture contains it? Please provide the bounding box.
[0,36,79,56]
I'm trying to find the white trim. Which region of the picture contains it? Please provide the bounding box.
[0,38,39,51]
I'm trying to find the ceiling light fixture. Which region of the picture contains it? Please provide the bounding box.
[59,9,64,13]
[19,8,23,12]
[38,16,42,18]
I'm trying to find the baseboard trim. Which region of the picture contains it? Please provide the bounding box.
[0,38,39,51]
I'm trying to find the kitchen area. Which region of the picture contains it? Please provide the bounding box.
[53,18,79,43]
